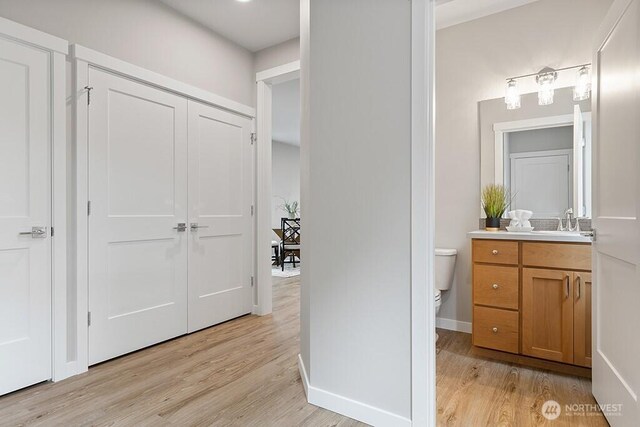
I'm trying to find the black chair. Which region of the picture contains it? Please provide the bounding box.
[280,218,300,271]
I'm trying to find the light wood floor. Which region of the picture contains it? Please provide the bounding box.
[436,329,608,426]
[0,276,607,426]
[0,276,364,427]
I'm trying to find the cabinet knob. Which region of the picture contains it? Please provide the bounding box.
[492,283,499,290]
[492,249,499,255]
[492,327,498,333]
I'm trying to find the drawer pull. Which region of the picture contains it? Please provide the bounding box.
[492,283,499,290]
[492,327,499,333]
[576,275,581,299]
[492,250,499,255]
[565,274,570,299]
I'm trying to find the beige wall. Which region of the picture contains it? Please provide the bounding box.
[435,0,612,325]
[0,0,254,106]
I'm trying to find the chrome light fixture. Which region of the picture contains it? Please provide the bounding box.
[573,66,591,101]
[536,68,557,106]
[505,79,521,110]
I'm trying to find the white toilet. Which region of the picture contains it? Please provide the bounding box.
[435,248,457,316]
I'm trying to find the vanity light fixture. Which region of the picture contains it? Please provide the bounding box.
[573,66,591,101]
[504,63,591,109]
[536,67,557,106]
[505,79,521,110]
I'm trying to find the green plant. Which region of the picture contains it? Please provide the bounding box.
[278,198,299,217]
[481,184,510,218]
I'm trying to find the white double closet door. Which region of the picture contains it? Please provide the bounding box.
[88,68,253,365]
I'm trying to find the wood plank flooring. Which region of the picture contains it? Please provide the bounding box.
[0,276,607,426]
[0,276,364,427]
[436,329,607,426]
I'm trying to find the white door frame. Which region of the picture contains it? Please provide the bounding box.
[72,44,255,372]
[255,60,301,316]
[0,17,70,382]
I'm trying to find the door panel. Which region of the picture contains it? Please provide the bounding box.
[574,272,592,367]
[187,100,253,333]
[522,268,573,363]
[592,0,640,423]
[0,37,51,394]
[88,68,188,365]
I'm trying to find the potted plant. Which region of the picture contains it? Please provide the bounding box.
[482,184,509,231]
[279,198,299,219]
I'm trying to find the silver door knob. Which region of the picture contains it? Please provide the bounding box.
[173,223,186,232]
[492,249,499,255]
[190,223,209,231]
[18,226,47,238]
[492,327,498,333]
[492,284,499,290]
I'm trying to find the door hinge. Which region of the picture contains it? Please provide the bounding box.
[251,276,254,287]
[51,227,54,237]
[88,311,92,326]
[251,205,254,216]
[85,86,93,105]
[251,132,256,145]
[87,201,91,216]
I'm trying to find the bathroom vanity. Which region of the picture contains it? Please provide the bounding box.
[468,231,592,369]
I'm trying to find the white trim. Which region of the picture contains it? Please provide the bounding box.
[254,61,301,316]
[0,15,68,54]
[71,44,254,118]
[74,58,90,375]
[436,318,472,334]
[411,1,436,426]
[297,354,309,397]
[297,356,411,427]
[256,60,301,84]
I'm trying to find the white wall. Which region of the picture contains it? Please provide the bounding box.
[435,0,612,326]
[254,37,300,74]
[0,0,254,106]
[301,0,411,423]
[272,141,300,229]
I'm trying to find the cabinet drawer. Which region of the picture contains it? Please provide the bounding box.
[473,240,519,265]
[474,265,519,310]
[523,242,591,271]
[473,306,519,354]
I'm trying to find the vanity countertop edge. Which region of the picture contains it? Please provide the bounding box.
[468,230,592,243]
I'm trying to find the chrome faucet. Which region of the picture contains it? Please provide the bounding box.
[564,208,577,231]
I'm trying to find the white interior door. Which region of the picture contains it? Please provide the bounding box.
[0,37,52,394]
[592,0,640,424]
[187,100,254,333]
[88,68,189,365]
[510,150,571,218]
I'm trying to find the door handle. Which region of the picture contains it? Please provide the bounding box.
[18,226,47,238]
[190,223,209,231]
[576,275,581,299]
[173,223,186,232]
[565,274,570,299]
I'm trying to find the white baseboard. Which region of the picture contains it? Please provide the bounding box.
[436,317,472,334]
[297,354,411,427]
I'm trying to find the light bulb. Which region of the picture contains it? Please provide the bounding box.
[536,71,556,106]
[573,66,591,101]
[505,79,521,110]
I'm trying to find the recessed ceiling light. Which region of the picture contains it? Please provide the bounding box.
[236,0,252,2]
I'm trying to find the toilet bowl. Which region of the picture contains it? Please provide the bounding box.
[435,248,456,342]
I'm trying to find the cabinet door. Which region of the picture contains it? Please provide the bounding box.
[574,272,592,367]
[522,268,574,363]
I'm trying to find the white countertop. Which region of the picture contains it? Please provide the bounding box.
[468,230,592,243]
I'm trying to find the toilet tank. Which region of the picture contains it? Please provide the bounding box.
[435,248,457,291]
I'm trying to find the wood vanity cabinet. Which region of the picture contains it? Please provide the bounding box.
[472,239,592,368]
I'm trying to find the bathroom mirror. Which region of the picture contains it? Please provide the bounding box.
[479,88,592,219]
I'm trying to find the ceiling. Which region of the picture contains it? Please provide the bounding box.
[272,78,300,146]
[161,0,541,52]
[159,0,300,52]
